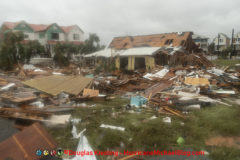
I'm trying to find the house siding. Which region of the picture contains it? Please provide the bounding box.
[67,26,84,41]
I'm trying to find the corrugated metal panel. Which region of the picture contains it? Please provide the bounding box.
[23,75,93,96]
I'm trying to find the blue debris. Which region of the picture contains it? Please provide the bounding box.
[130,96,147,108]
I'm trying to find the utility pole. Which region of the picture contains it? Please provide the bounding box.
[217,33,220,58]
[230,28,234,59]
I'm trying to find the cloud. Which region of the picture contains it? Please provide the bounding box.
[1,0,240,44]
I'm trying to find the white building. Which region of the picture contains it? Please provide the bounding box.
[0,21,84,56]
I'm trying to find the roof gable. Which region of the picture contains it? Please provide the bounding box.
[45,23,64,33]
[14,21,34,32]
[60,25,84,33]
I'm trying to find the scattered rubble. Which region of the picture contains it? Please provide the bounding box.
[0,54,239,160]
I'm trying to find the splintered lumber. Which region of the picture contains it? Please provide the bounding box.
[0,78,8,86]
[0,92,37,103]
[163,106,186,118]
[0,107,52,121]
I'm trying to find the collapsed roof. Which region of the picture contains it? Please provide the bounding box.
[108,32,200,53]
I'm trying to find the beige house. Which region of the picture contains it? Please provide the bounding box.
[213,33,230,52]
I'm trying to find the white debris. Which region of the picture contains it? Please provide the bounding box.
[213,90,235,94]
[46,114,71,125]
[71,118,81,124]
[207,67,224,76]
[72,125,81,138]
[163,117,171,123]
[79,103,87,107]
[185,104,201,110]
[23,64,36,70]
[175,70,187,76]
[65,129,97,160]
[177,91,231,106]
[143,68,169,80]
[52,72,64,75]
[30,101,44,108]
[58,92,69,99]
[34,68,44,72]
[149,115,157,120]
[0,83,15,91]
[100,124,125,131]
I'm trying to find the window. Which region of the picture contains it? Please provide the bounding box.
[165,39,173,45]
[39,32,44,39]
[219,39,223,42]
[51,33,59,40]
[24,34,29,39]
[73,34,79,40]
[238,38,240,41]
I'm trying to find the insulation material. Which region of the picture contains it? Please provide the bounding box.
[115,57,120,70]
[184,77,210,86]
[23,75,93,96]
[83,88,99,97]
[128,56,135,70]
[145,56,155,70]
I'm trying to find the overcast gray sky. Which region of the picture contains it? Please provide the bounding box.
[1,0,240,44]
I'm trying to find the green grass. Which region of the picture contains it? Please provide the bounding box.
[46,98,240,160]
[211,59,240,68]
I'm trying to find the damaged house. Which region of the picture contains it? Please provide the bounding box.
[86,32,206,70]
